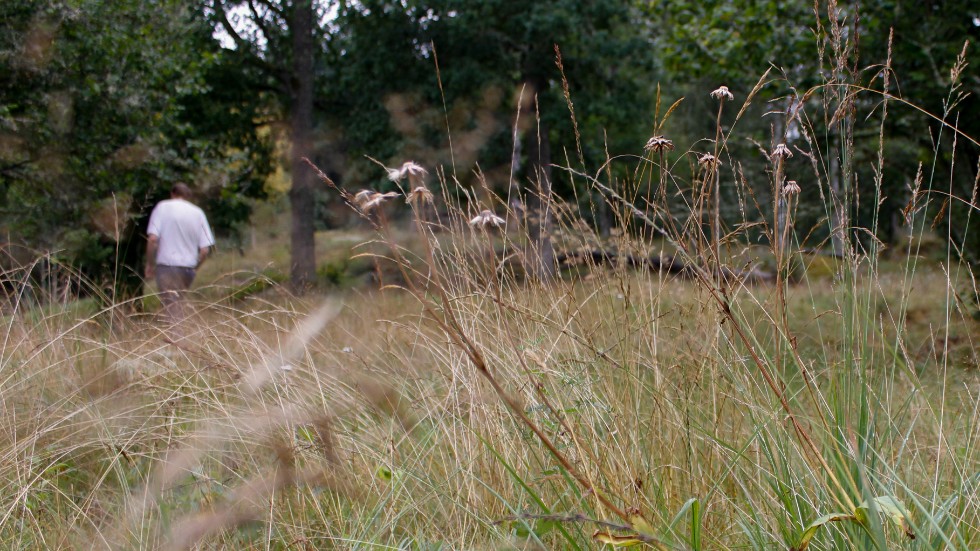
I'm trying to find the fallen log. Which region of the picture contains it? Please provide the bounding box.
[554,249,774,284]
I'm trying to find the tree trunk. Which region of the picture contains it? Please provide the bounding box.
[508,127,524,229]
[596,189,611,238]
[288,0,316,292]
[527,102,555,281]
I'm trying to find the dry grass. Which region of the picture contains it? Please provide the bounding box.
[0,212,976,549]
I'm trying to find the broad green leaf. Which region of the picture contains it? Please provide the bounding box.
[796,495,915,550]
[854,505,870,527]
[668,498,700,532]
[858,496,915,539]
[869,496,911,528]
[592,531,644,547]
[667,496,703,548]
[595,528,671,551]
[795,513,857,551]
[628,513,657,537]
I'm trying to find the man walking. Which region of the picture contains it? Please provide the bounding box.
[145,182,215,341]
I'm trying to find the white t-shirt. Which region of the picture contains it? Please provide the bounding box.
[147,198,216,268]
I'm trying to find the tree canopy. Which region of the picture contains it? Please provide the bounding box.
[1,0,271,296]
[2,0,979,296]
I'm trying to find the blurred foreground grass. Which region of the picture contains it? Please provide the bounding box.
[0,223,977,550]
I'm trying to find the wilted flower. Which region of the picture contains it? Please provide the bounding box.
[353,189,373,204]
[387,161,428,182]
[710,85,734,101]
[468,209,505,228]
[644,135,674,153]
[698,153,721,168]
[406,185,434,205]
[782,180,801,196]
[354,190,399,211]
[365,192,400,211]
[772,143,794,159]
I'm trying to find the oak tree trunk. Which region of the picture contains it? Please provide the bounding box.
[288,0,316,291]
[527,102,555,281]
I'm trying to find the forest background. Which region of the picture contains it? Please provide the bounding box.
[2,0,979,296]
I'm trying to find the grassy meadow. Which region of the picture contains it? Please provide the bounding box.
[1,174,978,550]
[2,32,980,546]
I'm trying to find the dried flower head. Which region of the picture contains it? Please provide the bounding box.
[353,189,373,205]
[782,180,801,196]
[772,143,794,159]
[644,135,675,153]
[355,190,400,211]
[710,85,734,101]
[387,161,428,183]
[468,209,505,228]
[698,153,721,168]
[406,185,434,205]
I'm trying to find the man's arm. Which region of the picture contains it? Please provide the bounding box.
[197,246,211,268]
[145,235,159,279]
[197,211,215,268]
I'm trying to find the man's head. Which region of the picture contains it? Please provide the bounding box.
[171,182,193,199]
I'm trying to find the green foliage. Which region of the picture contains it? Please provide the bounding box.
[666,498,702,549]
[650,0,814,86]
[0,0,271,298]
[4,0,980,301]
[648,0,980,283]
[794,496,914,550]
[328,0,656,207]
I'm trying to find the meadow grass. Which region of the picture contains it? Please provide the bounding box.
[0,206,976,550]
[1,16,979,548]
